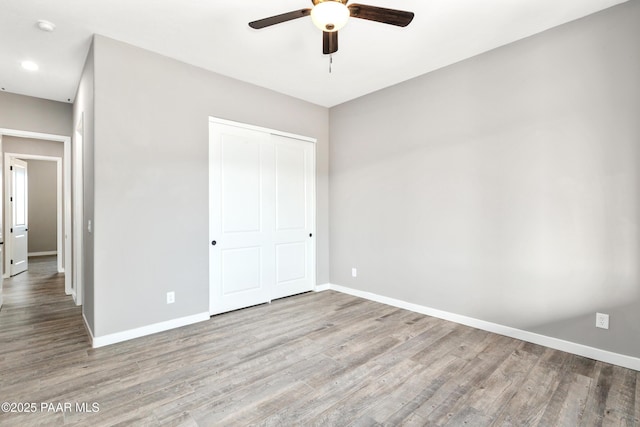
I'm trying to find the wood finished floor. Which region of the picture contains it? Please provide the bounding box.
[0,257,638,426]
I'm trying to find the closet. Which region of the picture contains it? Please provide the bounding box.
[209,119,316,315]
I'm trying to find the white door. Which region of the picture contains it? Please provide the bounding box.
[210,124,274,314]
[11,158,28,276]
[209,121,315,315]
[272,134,315,300]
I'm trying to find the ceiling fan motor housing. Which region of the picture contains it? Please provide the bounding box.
[311,0,350,32]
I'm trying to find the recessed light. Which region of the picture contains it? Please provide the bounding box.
[21,61,39,71]
[37,20,56,32]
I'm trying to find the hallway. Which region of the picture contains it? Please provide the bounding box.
[0,256,89,425]
[0,256,83,333]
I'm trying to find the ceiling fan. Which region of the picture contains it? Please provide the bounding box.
[248,0,415,55]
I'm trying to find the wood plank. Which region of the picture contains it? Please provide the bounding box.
[414,335,520,422]
[259,358,391,424]
[489,348,562,425]
[442,406,493,426]
[467,344,541,417]
[558,373,592,425]
[0,257,638,426]
[601,365,637,426]
[307,358,426,425]
[368,354,467,424]
[581,362,613,425]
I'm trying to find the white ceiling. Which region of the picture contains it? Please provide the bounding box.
[0,0,628,107]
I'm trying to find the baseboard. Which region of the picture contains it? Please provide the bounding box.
[28,251,57,257]
[321,283,640,372]
[314,283,331,292]
[91,312,210,348]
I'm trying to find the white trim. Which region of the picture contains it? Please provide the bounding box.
[64,132,72,291]
[82,311,94,346]
[321,283,640,372]
[314,283,330,292]
[73,115,84,306]
[28,251,57,257]
[4,153,65,277]
[311,142,317,292]
[57,158,63,272]
[0,129,69,142]
[91,312,210,348]
[208,117,317,144]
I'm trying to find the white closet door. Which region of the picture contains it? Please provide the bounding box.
[209,124,275,315]
[272,134,315,300]
[209,121,315,315]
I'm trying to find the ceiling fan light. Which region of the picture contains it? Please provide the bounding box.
[21,60,39,71]
[311,1,349,32]
[37,20,56,32]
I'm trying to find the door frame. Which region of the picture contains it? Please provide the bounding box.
[4,153,62,276]
[73,115,84,306]
[0,129,74,300]
[208,117,317,315]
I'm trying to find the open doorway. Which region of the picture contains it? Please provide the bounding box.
[0,129,75,311]
[4,154,62,276]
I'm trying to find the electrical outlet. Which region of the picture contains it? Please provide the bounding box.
[352,268,357,278]
[166,291,175,304]
[596,312,609,329]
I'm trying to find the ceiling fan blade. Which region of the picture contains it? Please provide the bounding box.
[248,9,312,29]
[323,31,338,54]
[348,4,414,27]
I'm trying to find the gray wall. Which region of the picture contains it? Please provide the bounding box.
[73,42,95,332]
[0,91,72,136]
[329,1,640,358]
[3,136,64,157]
[26,160,57,253]
[89,35,329,337]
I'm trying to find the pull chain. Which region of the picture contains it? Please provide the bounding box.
[329,54,333,73]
